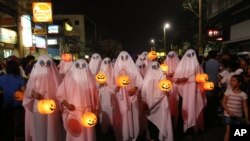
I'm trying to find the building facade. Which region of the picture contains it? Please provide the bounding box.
[207,0,250,53]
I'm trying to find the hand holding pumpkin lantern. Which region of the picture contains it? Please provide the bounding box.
[81,112,97,128]
[117,75,130,87]
[196,73,209,83]
[14,91,24,101]
[95,72,107,84]
[62,53,73,62]
[148,50,158,61]
[202,82,214,91]
[37,99,56,114]
[160,64,169,74]
[32,90,44,100]
[159,79,172,92]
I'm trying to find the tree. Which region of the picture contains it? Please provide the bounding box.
[99,39,123,59]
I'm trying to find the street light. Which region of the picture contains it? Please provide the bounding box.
[164,23,170,52]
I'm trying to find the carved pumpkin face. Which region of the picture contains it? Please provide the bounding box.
[148,51,158,61]
[81,112,97,128]
[160,64,168,73]
[159,79,172,92]
[196,73,209,83]
[14,91,24,101]
[117,75,130,87]
[95,72,107,84]
[37,99,56,114]
[62,53,73,62]
[203,82,214,91]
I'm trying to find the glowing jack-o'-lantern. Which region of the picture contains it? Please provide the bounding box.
[160,64,168,73]
[14,91,24,101]
[196,73,209,83]
[148,51,158,61]
[159,79,172,92]
[81,112,97,128]
[117,75,130,87]
[37,99,56,114]
[95,72,107,84]
[62,53,73,62]
[203,82,214,91]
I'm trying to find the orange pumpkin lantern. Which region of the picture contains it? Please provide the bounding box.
[14,91,24,101]
[148,51,158,61]
[159,79,172,92]
[62,53,73,62]
[81,112,97,128]
[196,73,209,83]
[117,75,130,87]
[95,72,107,84]
[203,82,214,91]
[37,99,56,114]
[160,64,168,73]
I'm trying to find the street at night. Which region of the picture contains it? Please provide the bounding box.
[0,0,250,141]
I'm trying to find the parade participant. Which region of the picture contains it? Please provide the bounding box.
[98,58,115,134]
[56,59,98,141]
[135,58,147,78]
[58,58,73,79]
[164,51,180,127]
[113,51,143,141]
[141,61,173,141]
[173,49,206,132]
[89,53,102,76]
[23,55,63,141]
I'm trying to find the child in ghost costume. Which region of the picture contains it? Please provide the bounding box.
[56,59,98,141]
[141,61,173,141]
[164,51,180,127]
[89,53,102,76]
[23,55,63,141]
[173,49,206,132]
[113,51,143,141]
[98,58,115,133]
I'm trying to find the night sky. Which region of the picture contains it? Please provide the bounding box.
[52,0,191,54]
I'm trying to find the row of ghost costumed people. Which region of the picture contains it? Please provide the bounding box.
[136,50,206,134]
[22,55,99,141]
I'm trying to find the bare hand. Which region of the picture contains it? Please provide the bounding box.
[115,86,120,92]
[32,90,43,100]
[67,104,75,111]
[128,86,137,96]
[164,91,170,96]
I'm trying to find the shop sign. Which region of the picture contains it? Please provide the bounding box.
[33,2,52,22]
[0,28,17,44]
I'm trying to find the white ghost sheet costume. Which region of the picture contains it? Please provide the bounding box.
[140,52,149,67]
[89,53,102,76]
[141,61,173,141]
[58,60,73,79]
[173,49,206,132]
[22,55,63,141]
[113,51,143,141]
[56,59,98,141]
[98,57,115,133]
[135,58,147,78]
[164,51,180,120]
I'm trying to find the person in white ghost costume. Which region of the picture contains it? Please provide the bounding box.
[173,49,206,132]
[140,52,149,67]
[98,57,115,133]
[56,59,98,141]
[113,51,143,141]
[22,55,63,141]
[164,51,180,127]
[89,53,102,76]
[135,59,147,78]
[141,61,173,141]
[58,60,73,79]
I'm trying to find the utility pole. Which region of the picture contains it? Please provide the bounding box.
[198,0,202,54]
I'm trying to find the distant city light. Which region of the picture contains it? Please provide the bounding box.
[85,55,89,59]
[65,22,73,31]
